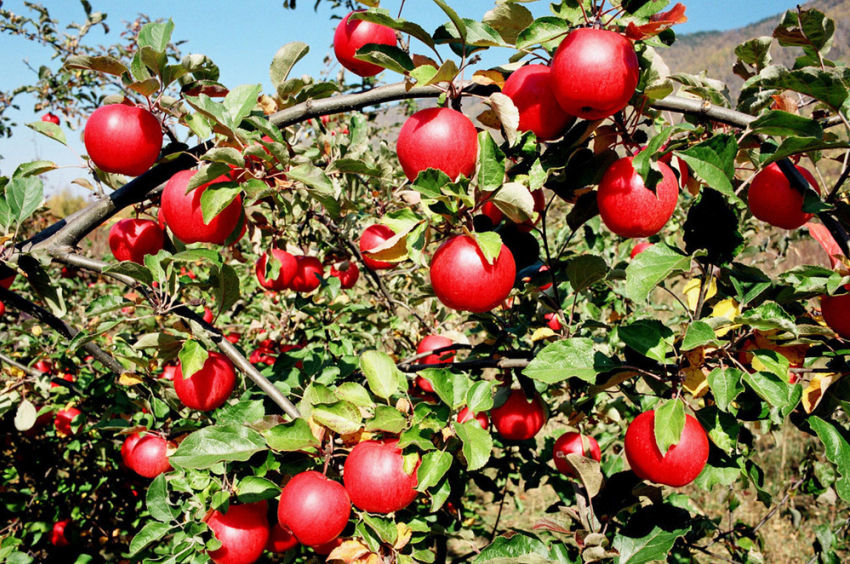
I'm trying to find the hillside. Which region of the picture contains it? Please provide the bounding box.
[662,0,850,103]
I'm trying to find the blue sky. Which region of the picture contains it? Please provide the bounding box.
[0,0,805,192]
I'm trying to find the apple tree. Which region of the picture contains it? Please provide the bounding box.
[1,1,850,563]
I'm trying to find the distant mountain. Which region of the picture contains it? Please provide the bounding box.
[662,0,850,103]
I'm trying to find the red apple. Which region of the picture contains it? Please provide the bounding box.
[35,360,52,374]
[84,104,162,176]
[333,11,398,77]
[597,156,679,238]
[42,112,60,125]
[330,261,360,289]
[416,335,455,365]
[249,347,277,366]
[457,407,489,429]
[108,218,164,264]
[552,432,601,478]
[0,300,5,316]
[50,372,75,389]
[128,434,173,478]
[502,64,575,141]
[397,107,478,182]
[414,376,435,393]
[630,242,653,259]
[289,256,324,293]
[266,523,299,554]
[160,170,244,245]
[544,312,562,331]
[55,407,82,436]
[180,267,197,280]
[121,431,145,469]
[311,537,344,555]
[748,163,821,230]
[537,265,553,291]
[255,248,298,291]
[480,201,504,228]
[429,235,516,313]
[278,471,351,546]
[50,519,71,546]
[174,351,236,411]
[0,274,15,289]
[225,332,240,344]
[624,410,709,487]
[550,28,639,121]
[161,364,178,381]
[360,225,397,270]
[344,439,419,514]
[202,307,214,324]
[491,389,547,441]
[207,501,270,564]
[822,292,850,339]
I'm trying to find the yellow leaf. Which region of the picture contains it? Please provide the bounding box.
[341,429,372,447]
[119,373,144,386]
[31,325,43,337]
[711,298,741,337]
[394,523,413,550]
[802,373,843,413]
[327,540,371,564]
[472,69,505,90]
[531,327,556,342]
[682,366,709,397]
[477,109,502,131]
[683,277,717,311]
[307,417,327,444]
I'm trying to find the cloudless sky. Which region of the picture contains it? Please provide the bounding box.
[0,0,805,192]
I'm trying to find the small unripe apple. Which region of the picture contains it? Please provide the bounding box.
[84,104,162,176]
[360,225,397,270]
[333,11,398,77]
[624,410,709,487]
[289,256,324,293]
[822,292,850,339]
[457,407,489,429]
[206,501,270,564]
[630,242,653,259]
[160,170,244,245]
[550,28,639,121]
[552,432,601,478]
[748,163,821,230]
[278,470,351,546]
[42,112,60,125]
[109,218,164,264]
[330,261,360,289]
[430,235,516,313]
[128,434,173,478]
[266,523,299,554]
[255,248,298,291]
[344,438,419,514]
[397,107,478,182]
[55,407,82,436]
[50,519,71,546]
[502,64,574,141]
[491,389,547,441]
[597,156,679,238]
[174,351,236,411]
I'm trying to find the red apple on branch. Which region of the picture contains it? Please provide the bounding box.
[624,410,709,487]
[50,519,71,546]
[333,11,397,77]
[502,64,575,141]
[630,241,653,259]
[278,470,351,546]
[330,261,360,289]
[206,501,270,564]
[255,248,298,291]
[266,523,299,554]
[289,256,324,293]
[822,291,850,339]
[344,438,419,514]
[360,225,397,270]
[552,432,601,478]
[748,162,821,230]
[126,434,173,478]
[491,389,547,441]
[55,407,82,436]
[160,170,244,245]
[84,104,162,176]
[397,107,478,182]
[173,351,236,411]
[457,407,489,429]
[108,218,164,264]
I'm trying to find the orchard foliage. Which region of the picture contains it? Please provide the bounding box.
[1,1,850,564]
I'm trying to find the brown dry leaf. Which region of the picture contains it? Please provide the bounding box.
[472,69,505,90]
[258,94,277,115]
[118,373,144,386]
[412,54,439,69]
[396,397,412,414]
[488,92,519,145]
[593,125,620,154]
[307,416,327,444]
[625,3,688,40]
[394,523,413,550]
[477,109,502,131]
[327,540,371,563]
[802,373,842,413]
[360,553,381,564]
[683,278,717,311]
[770,94,799,114]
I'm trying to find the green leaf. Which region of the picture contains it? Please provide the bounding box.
[354,44,414,74]
[453,420,492,471]
[14,400,36,432]
[210,263,241,318]
[270,42,309,87]
[432,0,466,45]
[809,417,850,502]
[749,110,823,138]
[13,160,58,178]
[620,320,674,363]
[681,321,720,351]
[286,163,341,217]
[24,259,66,317]
[472,231,503,266]
[478,132,506,192]
[365,406,407,434]
[624,243,693,302]
[5,176,43,226]
[169,424,267,469]
[612,506,692,564]
[349,10,436,51]
[683,187,745,267]
[707,367,745,412]
[515,17,569,50]
[764,137,850,164]
[215,400,265,426]
[362,513,398,545]
[566,254,608,293]
[653,399,685,455]
[524,338,615,384]
[222,84,263,129]
[178,340,208,380]
[137,19,174,52]
[360,350,400,400]
[676,134,741,203]
[312,401,362,435]
[735,302,798,337]
[483,3,534,44]
[236,476,280,504]
[265,418,319,451]
[86,295,131,317]
[466,381,496,413]
[742,370,797,411]
[491,182,534,223]
[335,382,375,408]
[64,54,129,76]
[129,522,173,556]
[146,474,176,522]
[474,533,550,563]
[416,450,453,491]
[695,406,740,454]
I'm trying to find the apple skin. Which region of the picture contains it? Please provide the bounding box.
[174,351,236,411]
[550,28,639,121]
[502,64,575,141]
[416,335,455,365]
[397,107,478,182]
[491,390,547,441]
[55,407,82,436]
[311,537,344,555]
[202,307,214,324]
[333,11,398,77]
[266,523,299,554]
[278,471,351,546]
[748,163,821,230]
[225,332,240,344]
[255,248,297,291]
[344,438,419,514]
[624,410,709,487]
[128,434,173,478]
[630,242,653,259]
[1,273,16,289]
[42,112,60,125]
[552,432,601,478]
[108,218,165,264]
[0,300,5,316]
[161,364,177,381]
[360,225,397,270]
[50,519,71,546]
[289,256,324,293]
[544,312,562,332]
[457,407,489,429]
[597,156,679,238]
[822,292,850,339]
[84,104,162,176]
[160,169,244,245]
[330,261,360,289]
[480,201,504,228]
[121,432,145,469]
[207,501,270,564]
[430,235,516,313]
